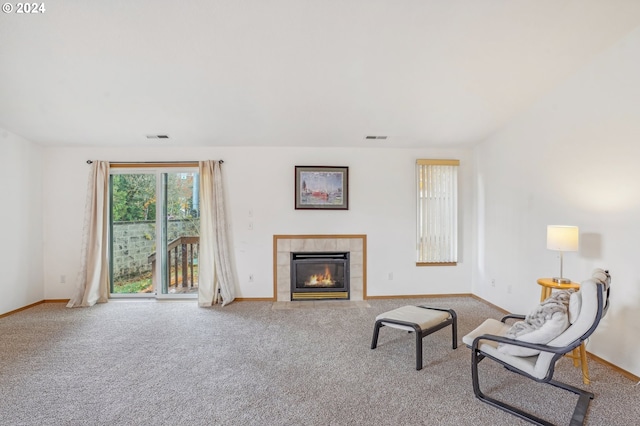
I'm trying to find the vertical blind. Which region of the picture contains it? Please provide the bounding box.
[416,159,459,264]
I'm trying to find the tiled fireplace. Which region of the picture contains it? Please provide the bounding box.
[273,235,366,302]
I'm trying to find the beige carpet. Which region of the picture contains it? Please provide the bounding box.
[0,297,638,425]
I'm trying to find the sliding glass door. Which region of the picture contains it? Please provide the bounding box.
[160,171,200,297]
[109,168,200,298]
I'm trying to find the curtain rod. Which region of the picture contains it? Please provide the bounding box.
[86,160,223,164]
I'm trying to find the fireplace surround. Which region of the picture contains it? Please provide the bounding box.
[274,235,366,302]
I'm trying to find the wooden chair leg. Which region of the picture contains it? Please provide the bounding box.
[572,347,580,367]
[580,343,590,385]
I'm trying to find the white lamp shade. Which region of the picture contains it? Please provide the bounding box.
[547,225,579,252]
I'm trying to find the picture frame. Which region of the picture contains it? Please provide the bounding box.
[295,166,349,210]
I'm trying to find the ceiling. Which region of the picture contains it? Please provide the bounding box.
[1,0,640,149]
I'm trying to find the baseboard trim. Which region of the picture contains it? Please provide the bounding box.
[234,297,275,302]
[469,294,511,315]
[587,351,640,382]
[0,300,45,318]
[1,299,71,318]
[365,293,472,300]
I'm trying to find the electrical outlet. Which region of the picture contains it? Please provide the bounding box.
[249,274,254,282]
[507,284,512,294]
[60,275,66,284]
[388,272,393,280]
[491,279,496,287]
[248,222,253,230]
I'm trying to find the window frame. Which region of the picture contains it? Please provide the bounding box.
[416,159,459,266]
[108,163,200,299]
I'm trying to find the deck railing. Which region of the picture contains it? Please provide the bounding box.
[148,236,199,291]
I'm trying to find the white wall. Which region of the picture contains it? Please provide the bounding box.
[0,129,44,315]
[474,26,640,376]
[42,145,474,301]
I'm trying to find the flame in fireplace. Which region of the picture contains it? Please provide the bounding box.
[305,266,335,286]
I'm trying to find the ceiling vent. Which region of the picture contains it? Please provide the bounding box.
[146,134,169,139]
[365,135,388,140]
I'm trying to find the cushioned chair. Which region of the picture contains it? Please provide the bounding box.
[462,269,611,426]
[371,305,457,370]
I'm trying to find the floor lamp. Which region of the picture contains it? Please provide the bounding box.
[547,225,579,283]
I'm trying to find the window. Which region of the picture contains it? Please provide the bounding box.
[416,159,459,265]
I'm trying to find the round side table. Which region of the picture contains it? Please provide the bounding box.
[536,278,580,301]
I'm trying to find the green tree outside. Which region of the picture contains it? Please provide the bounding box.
[111,173,199,223]
[112,174,156,222]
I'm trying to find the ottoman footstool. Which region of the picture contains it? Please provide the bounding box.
[371,305,457,370]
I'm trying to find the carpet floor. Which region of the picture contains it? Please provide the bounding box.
[0,297,638,425]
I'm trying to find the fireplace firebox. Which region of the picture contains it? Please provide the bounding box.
[290,252,350,300]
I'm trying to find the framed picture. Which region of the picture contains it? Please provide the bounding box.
[295,166,349,210]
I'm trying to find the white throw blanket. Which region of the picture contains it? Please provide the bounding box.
[505,290,573,339]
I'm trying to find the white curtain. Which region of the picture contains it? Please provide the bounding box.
[67,161,110,307]
[198,160,237,307]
